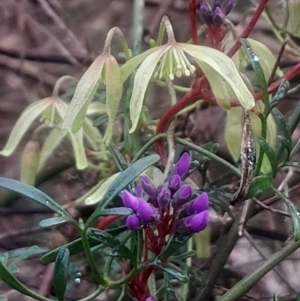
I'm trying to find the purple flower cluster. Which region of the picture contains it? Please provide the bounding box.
[122,152,209,235]
[198,0,236,28]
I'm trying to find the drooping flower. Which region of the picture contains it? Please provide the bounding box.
[186,192,209,215]
[175,152,190,178]
[122,190,139,211]
[137,201,158,222]
[121,15,254,133]
[169,174,181,192]
[172,184,194,209]
[141,175,158,199]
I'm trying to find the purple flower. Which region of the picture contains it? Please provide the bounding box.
[186,192,209,215]
[122,190,139,211]
[126,215,142,231]
[137,200,158,222]
[141,175,158,199]
[145,297,156,301]
[212,6,224,27]
[169,174,181,192]
[157,186,171,208]
[199,2,213,25]
[172,184,193,209]
[176,152,190,178]
[222,0,236,15]
[176,211,209,234]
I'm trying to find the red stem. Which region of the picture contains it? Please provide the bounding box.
[96,215,119,230]
[227,0,270,57]
[189,0,198,45]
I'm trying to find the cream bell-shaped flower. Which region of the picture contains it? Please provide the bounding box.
[121,16,255,134]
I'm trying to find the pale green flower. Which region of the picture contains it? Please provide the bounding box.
[121,16,255,133]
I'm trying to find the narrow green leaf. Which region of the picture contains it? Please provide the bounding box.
[94,207,133,216]
[270,79,290,110]
[39,216,69,228]
[0,178,72,218]
[193,142,219,163]
[54,248,70,301]
[273,188,300,241]
[62,55,106,134]
[103,57,123,145]
[287,101,300,134]
[247,175,273,198]
[256,136,277,177]
[272,108,292,152]
[93,114,108,127]
[85,173,121,205]
[0,98,52,156]
[0,261,41,299]
[68,128,88,170]
[86,154,160,225]
[82,118,105,152]
[153,261,188,282]
[42,226,127,263]
[159,234,190,260]
[108,143,128,171]
[285,162,300,168]
[240,39,269,112]
[8,246,45,272]
[88,228,135,261]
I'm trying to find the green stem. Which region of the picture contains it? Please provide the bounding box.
[182,238,193,300]
[80,228,107,286]
[132,133,166,163]
[77,286,105,301]
[132,0,145,55]
[175,137,240,176]
[163,80,177,179]
[219,238,300,301]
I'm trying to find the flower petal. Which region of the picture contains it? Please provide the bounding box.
[180,44,255,110]
[129,45,171,133]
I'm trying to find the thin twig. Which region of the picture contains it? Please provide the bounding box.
[243,230,296,293]
[253,197,290,217]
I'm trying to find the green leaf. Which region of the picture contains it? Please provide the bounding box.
[39,216,69,228]
[153,260,188,282]
[247,175,273,198]
[193,142,219,163]
[93,114,109,127]
[108,143,128,171]
[88,228,135,261]
[285,162,300,168]
[42,226,127,263]
[93,207,133,216]
[273,188,300,241]
[86,154,160,225]
[54,247,70,301]
[62,55,106,134]
[240,39,269,111]
[103,56,123,145]
[256,136,277,177]
[0,261,41,299]
[159,234,190,260]
[288,101,300,134]
[287,0,300,38]
[85,172,121,205]
[68,128,88,170]
[0,98,52,156]
[270,79,290,110]
[0,178,72,218]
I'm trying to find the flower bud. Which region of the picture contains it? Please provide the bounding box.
[222,0,236,15]
[212,7,224,28]
[199,2,212,25]
[122,190,139,211]
[141,175,158,199]
[126,215,142,231]
[172,184,193,209]
[186,192,209,215]
[176,211,209,234]
[145,297,156,301]
[157,186,171,208]
[176,152,190,178]
[169,174,181,192]
[137,200,158,222]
